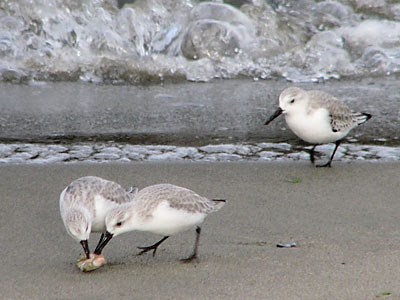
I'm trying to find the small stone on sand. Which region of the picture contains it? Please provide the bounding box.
[76,254,107,272]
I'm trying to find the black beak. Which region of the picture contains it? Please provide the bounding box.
[264,107,283,125]
[94,231,113,255]
[80,239,90,259]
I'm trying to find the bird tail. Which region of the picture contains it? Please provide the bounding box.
[211,199,226,212]
[353,112,372,126]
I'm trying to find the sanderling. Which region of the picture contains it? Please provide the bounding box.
[97,184,226,262]
[265,87,372,167]
[60,176,137,271]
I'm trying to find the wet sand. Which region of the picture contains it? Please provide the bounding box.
[0,162,399,300]
[1,77,399,145]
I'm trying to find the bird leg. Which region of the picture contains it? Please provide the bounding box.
[77,239,107,272]
[317,140,341,168]
[76,233,110,272]
[137,236,169,257]
[181,226,201,263]
[309,145,317,165]
[80,239,90,259]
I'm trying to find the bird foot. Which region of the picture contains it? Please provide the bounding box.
[77,253,107,272]
[316,162,332,168]
[180,253,198,264]
[137,245,158,257]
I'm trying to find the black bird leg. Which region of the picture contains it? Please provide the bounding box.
[317,140,341,168]
[309,145,317,165]
[181,226,201,263]
[137,236,169,257]
[80,240,90,259]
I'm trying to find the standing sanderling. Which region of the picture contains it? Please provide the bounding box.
[264,87,372,167]
[96,184,226,263]
[60,176,137,271]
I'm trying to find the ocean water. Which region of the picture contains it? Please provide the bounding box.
[0,0,399,84]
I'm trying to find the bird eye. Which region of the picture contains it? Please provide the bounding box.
[116,222,122,227]
[290,98,295,103]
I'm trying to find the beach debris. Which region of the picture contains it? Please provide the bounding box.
[276,242,297,248]
[77,254,107,272]
[375,291,393,298]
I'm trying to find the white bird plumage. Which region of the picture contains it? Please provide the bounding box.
[59,176,137,270]
[97,183,226,262]
[265,87,372,167]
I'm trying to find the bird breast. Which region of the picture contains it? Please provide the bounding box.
[285,108,347,144]
[133,200,206,236]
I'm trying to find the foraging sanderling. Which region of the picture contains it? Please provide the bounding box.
[60,176,137,271]
[265,87,372,167]
[97,184,226,262]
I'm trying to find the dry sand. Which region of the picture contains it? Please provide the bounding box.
[0,162,399,300]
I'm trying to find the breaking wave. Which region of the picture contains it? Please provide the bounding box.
[0,0,399,83]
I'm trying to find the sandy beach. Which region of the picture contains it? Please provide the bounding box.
[0,161,399,300]
[1,2,400,299]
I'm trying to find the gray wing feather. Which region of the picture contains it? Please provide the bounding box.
[135,184,223,216]
[63,176,132,209]
[308,91,360,133]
